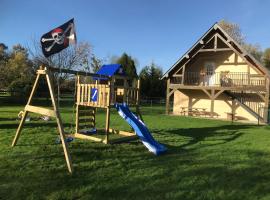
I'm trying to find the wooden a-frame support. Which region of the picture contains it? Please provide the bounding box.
[11,66,73,173]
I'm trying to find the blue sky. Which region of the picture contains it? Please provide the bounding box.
[1,0,270,72]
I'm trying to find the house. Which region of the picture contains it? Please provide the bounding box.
[162,23,270,123]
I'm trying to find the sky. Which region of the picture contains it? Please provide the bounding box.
[1,0,270,73]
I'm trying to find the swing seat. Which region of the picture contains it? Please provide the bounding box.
[80,128,97,135]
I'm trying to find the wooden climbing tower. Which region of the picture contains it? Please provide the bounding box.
[74,64,142,144]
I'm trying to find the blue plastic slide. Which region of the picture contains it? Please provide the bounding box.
[115,103,167,155]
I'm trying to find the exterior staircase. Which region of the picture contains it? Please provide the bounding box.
[224,91,265,122]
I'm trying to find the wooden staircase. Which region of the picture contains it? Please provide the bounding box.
[225,91,265,122]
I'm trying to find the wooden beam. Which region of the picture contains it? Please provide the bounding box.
[12,73,41,147]
[202,89,211,98]
[12,110,29,147]
[214,89,225,99]
[74,133,103,142]
[172,74,183,77]
[46,71,73,173]
[105,80,112,144]
[168,88,178,97]
[25,105,56,117]
[255,91,266,102]
[198,48,231,52]
[47,66,109,79]
[231,99,236,122]
[214,34,217,49]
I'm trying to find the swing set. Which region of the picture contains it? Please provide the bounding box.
[11,64,142,173]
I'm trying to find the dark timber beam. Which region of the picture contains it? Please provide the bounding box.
[198,48,231,52]
[47,66,109,79]
[214,34,217,50]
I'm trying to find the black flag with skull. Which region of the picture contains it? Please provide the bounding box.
[40,18,76,57]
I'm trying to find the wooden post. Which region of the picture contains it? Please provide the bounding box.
[263,78,270,123]
[136,79,143,121]
[232,98,236,123]
[214,34,217,50]
[247,65,251,86]
[75,104,80,134]
[45,70,73,173]
[111,77,115,105]
[166,78,170,114]
[210,89,215,118]
[105,79,112,144]
[75,75,80,134]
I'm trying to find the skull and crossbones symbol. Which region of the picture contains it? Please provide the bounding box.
[41,23,73,52]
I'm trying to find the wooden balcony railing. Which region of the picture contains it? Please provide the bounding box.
[170,72,266,87]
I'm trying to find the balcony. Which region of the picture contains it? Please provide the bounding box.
[170,72,267,89]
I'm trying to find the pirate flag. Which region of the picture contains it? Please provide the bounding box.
[40,18,76,57]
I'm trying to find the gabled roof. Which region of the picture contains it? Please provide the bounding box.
[161,22,269,79]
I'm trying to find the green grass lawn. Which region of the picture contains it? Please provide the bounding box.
[1,100,270,199]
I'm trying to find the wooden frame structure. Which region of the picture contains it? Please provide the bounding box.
[12,65,143,173]
[162,23,270,123]
[74,74,142,144]
[12,66,73,173]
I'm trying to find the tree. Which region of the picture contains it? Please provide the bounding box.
[0,44,34,96]
[0,43,10,88]
[243,43,263,62]
[218,20,263,61]
[218,20,245,45]
[263,48,270,70]
[139,62,165,98]
[113,53,137,79]
[90,54,103,73]
[29,40,92,72]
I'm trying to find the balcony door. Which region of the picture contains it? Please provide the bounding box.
[205,62,216,86]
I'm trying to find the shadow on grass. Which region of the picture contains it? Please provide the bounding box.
[153,124,256,150]
[0,121,72,130]
[2,122,270,199]
[2,147,270,200]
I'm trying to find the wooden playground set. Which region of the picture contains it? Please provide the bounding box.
[11,64,166,173]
